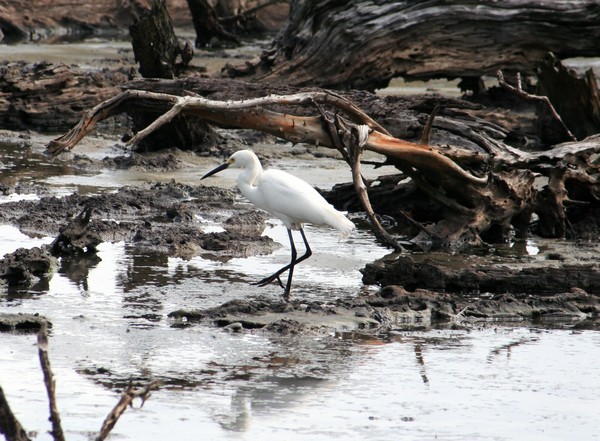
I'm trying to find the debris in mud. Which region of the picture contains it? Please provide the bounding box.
[223,210,268,236]
[0,246,58,287]
[0,312,50,332]
[49,206,101,256]
[0,180,278,260]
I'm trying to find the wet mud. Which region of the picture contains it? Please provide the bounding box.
[169,284,600,334]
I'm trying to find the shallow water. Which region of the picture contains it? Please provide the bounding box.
[2,39,600,441]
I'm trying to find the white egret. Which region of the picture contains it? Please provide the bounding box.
[201,149,355,298]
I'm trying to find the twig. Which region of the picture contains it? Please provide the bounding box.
[497,70,576,141]
[37,322,65,441]
[344,121,404,252]
[0,386,31,441]
[420,104,440,144]
[397,208,444,241]
[95,380,162,441]
[312,100,403,250]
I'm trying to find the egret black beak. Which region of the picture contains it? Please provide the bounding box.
[201,162,229,180]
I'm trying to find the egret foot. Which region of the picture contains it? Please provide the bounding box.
[251,273,285,288]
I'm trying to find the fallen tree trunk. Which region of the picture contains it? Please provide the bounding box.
[225,0,600,91]
[45,77,600,249]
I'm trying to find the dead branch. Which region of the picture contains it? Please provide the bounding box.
[311,96,403,250]
[48,89,486,193]
[345,123,404,252]
[0,386,31,441]
[46,87,490,217]
[497,70,576,141]
[95,380,162,441]
[37,322,65,441]
[420,104,440,144]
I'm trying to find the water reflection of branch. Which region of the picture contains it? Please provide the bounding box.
[0,321,162,441]
[413,344,430,385]
[487,337,539,363]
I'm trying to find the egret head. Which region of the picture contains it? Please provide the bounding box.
[201,150,256,179]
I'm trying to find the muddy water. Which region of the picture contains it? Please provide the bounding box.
[2,39,600,441]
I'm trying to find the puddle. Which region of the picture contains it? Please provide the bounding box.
[1,38,600,441]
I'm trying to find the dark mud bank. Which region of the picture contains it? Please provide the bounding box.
[168,285,600,334]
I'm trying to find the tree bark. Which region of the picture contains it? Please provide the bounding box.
[225,0,600,91]
[130,0,192,79]
[186,0,240,48]
[128,0,218,151]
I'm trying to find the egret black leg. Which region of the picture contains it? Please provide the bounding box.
[252,228,312,297]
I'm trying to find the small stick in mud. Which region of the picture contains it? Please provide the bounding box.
[37,322,66,441]
[0,386,31,441]
[95,380,162,441]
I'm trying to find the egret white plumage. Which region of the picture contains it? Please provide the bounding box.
[201,149,355,298]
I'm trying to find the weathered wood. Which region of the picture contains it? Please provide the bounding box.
[0,385,31,441]
[218,0,290,33]
[34,80,558,246]
[0,0,288,43]
[0,0,193,42]
[128,0,218,151]
[130,0,192,79]
[186,0,240,47]
[0,61,126,132]
[497,69,576,145]
[225,0,600,90]
[537,53,600,142]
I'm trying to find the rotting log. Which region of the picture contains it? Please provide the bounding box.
[224,0,600,91]
[45,78,600,249]
[0,61,127,132]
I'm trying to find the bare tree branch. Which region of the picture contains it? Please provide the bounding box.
[497,69,576,141]
[95,380,162,441]
[0,386,31,441]
[37,321,65,441]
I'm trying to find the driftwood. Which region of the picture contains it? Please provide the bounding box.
[225,0,600,91]
[0,61,126,132]
[45,77,600,249]
[37,322,66,441]
[95,380,162,441]
[537,53,600,141]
